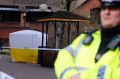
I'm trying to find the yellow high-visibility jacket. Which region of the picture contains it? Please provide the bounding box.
[54,30,120,79]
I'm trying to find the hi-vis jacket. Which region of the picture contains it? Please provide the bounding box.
[54,30,120,79]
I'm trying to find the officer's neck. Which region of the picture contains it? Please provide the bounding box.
[101,24,120,36]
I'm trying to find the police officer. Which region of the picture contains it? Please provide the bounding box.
[54,0,120,79]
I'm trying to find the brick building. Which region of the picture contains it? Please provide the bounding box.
[70,0,100,18]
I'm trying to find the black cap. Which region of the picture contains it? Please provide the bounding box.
[101,0,120,7]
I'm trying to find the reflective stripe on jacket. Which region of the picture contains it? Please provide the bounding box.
[54,30,120,79]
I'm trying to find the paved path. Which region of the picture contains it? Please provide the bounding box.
[0,54,56,79]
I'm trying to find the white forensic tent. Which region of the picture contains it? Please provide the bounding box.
[9,30,48,48]
[9,30,48,64]
[0,71,15,79]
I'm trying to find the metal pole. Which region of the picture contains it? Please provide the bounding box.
[54,21,57,48]
[67,22,71,45]
[77,22,80,36]
[42,22,44,48]
[46,22,49,47]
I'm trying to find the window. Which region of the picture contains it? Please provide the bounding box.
[0,11,20,22]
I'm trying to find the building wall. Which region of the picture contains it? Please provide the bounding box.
[71,0,100,18]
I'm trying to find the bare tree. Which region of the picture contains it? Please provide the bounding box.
[60,0,75,11]
[66,0,75,11]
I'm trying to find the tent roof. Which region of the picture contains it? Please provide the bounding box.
[10,30,42,35]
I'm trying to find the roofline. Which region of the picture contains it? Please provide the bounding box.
[37,18,89,22]
[0,7,19,11]
[0,5,52,12]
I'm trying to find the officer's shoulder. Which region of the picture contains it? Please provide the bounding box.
[82,30,98,34]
